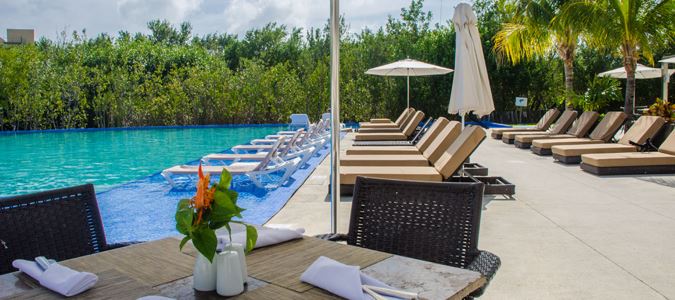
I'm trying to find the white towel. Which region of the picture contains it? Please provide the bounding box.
[300,256,398,300]
[217,225,304,251]
[12,259,98,297]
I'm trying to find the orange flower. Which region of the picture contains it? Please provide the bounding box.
[191,163,215,224]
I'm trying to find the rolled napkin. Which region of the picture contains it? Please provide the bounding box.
[300,256,408,300]
[12,259,98,297]
[216,225,304,251]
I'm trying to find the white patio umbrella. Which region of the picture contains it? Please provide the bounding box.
[659,56,675,100]
[365,58,453,108]
[598,63,675,113]
[448,3,495,128]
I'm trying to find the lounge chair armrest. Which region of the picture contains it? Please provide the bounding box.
[466,250,501,297]
[314,233,349,242]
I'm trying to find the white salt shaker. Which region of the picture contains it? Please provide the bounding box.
[192,253,217,291]
[224,243,248,284]
[216,250,244,296]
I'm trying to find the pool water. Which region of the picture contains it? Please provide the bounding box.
[0,125,338,243]
[0,125,284,196]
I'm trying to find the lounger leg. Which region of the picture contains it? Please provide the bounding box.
[161,171,176,186]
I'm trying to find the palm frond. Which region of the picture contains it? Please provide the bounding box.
[494,22,553,64]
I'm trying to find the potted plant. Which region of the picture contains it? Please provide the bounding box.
[175,164,257,291]
[643,98,675,145]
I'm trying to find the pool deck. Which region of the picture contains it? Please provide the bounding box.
[267,132,675,299]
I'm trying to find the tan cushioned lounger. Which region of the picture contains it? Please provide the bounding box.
[346,118,454,155]
[502,110,577,139]
[369,118,391,123]
[531,111,627,149]
[491,108,560,134]
[515,134,575,143]
[551,116,666,156]
[355,111,424,141]
[580,128,675,167]
[552,143,636,156]
[341,126,486,185]
[340,166,443,184]
[341,120,462,167]
[531,138,604,149]
[582,152,675,167]
[358,109,418,133]
[340,155,430,166]
[517,111,599,143]
[360,108,412,128]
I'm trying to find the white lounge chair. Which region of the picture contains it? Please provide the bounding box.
[162,138,301,188]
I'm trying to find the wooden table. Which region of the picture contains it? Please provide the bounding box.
[0,237,485,300]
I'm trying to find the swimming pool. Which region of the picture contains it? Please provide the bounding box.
[0,125,284,196]
[0,125,334,243]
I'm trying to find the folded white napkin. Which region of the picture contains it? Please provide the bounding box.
[300,256,398,300]
[217,225,304,251]
[12,259,98,297]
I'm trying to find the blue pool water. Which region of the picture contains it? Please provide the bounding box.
[0,125,334,243]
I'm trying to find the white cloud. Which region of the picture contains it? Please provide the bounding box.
[0,0,467,40]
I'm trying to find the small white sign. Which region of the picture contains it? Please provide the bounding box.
[515,97,527,107]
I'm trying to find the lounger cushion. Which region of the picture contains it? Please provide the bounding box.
[401,111,425,136]
[546,110,578,134]
[617,116,666,145]
[354,132,407,141]
[515,134,574,143]
[568,111,599,137]
[340,166,442,185]
[359,123,401,129]
[415,118,451,152]
[422,122,462,163]
[531,138,603,149]
[345,146,421,155]
[434,126,486,179]
[588,111,627,141]
[340,154,430,166]
[551,144,636,157]
[659,130,675,156]
[358,127,404,133]
[501,130,548,139]
[491,127,539,134]
[582,152,675,167]
[370,118,391,123]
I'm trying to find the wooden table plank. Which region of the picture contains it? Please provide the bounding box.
[61,238,194,287]
[2,269,157,300]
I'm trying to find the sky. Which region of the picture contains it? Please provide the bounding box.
[1,0,466,40]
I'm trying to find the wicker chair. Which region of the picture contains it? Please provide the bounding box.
[318,176,500,298]
[0,184,117,274]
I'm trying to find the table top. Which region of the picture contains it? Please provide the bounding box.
[0,236,484,300]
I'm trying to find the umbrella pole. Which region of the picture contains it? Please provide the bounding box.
[329,0,340,234]
[461,114,465,129]
[406,75,410,108]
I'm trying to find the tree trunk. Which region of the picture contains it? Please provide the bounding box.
[563,58,574,109]
[558,41,575,110]
[622,46,638,116]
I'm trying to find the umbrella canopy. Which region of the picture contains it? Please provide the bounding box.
[448,3,495,123]
[598,63,674,79]
[660,57,675,64]
[365,58,453,108]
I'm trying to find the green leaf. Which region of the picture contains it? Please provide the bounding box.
[217,169,233,189]
[179,236,191,250]
[191,225,218,262]
[175,201,194,235]
[244,224,258,253]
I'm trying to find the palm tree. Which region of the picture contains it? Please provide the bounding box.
[558,0,675,115]
[494,0,581,107]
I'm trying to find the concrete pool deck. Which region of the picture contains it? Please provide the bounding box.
[266,132,675,299]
